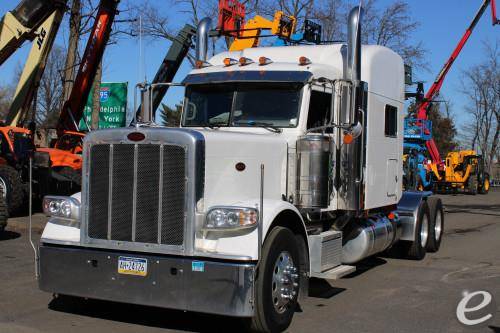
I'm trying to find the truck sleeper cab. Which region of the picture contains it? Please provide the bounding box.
[38,7,443,333]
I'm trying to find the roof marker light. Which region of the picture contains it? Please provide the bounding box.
[299,56,311,66]
[223,57,238,66]
[195,60,212,69]
[258,57,272,66]
[239,57,254,66]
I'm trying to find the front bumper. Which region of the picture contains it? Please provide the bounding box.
[39,244,255,317]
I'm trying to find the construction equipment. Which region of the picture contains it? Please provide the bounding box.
[0,0,83,215]
[0,0,66,65]
[39,3,446,332]
[57,0,120,134]
[435,151,490,194]
[404,0,498,191]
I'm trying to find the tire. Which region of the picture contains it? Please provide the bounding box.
[249,227,301,333]
[0,192,7,232]
[0,165,25,216]
[479,176,490,195]
[400,201,430,260]
[467,177,478,195]
[426,197,444,253]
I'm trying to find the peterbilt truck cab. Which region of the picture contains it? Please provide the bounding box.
[38,7,443,333]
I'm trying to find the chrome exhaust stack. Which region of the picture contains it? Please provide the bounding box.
[346,6,364,82]
[196,17,212,62]
[338,6,367,213]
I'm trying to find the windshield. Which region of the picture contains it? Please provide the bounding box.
[182,83,302,128]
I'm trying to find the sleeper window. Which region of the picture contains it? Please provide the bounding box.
[385,105,398,137]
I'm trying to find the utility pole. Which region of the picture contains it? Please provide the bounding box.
[61,0,81,104]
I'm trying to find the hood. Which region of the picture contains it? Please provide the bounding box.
[197,129,289,209]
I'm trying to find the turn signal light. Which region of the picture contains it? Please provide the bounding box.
[223,57,238,66]
[299,56,311,66]
[343,132,354,144]
[388,212,395,220]
[258,57,272,66]
[239,57,254,66]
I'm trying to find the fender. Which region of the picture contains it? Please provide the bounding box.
[397,191,432,241]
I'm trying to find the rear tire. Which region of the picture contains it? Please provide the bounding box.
[249,227,300,333]
[426,197,444,253]
[479,176,490,195]
[403,201,430,260]
[0,165,25,216]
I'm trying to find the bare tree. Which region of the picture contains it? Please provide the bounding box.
[37,45,66,127]
[460,40,499,173]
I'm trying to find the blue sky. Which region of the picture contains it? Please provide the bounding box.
[0,0,498,128]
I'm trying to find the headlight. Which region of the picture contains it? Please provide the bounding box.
[42,196,80,221]
[205,207,258,230]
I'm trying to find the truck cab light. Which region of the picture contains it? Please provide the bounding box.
[299,56,311,66]
[127,132,145,142]
[195,60,212,69]
[239,57,254,66]
[258,57,272,65]
[223,57,238,66]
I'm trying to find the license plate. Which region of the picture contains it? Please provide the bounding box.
[118,256,148,276]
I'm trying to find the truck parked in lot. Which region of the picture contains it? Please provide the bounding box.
[38,6,444,333]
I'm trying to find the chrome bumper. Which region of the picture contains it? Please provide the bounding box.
[39,244,255,317]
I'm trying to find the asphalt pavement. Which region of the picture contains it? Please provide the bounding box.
[0,189,499,333]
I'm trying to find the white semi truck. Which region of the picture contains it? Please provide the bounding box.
[38,7,444,333]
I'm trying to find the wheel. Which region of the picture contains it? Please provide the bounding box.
[0,191,7,232]
[479,176,490,194]
[467,177,478,195]
[249,227,301,333]
[400,201,430,260]
[56,167,82,191]
[426,197,444,253]
[0,165,25,215]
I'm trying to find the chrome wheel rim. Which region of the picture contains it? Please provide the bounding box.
[434,211,442,242]
[0,177,7,199]
[420,215,429,248]
[271,251,298,314]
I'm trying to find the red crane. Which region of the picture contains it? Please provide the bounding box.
[416,0,498,169]
[57,0,119,133]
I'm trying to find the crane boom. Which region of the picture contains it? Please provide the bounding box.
[0,0,66,66]
[57,0,119,133]
[416,0,498,167]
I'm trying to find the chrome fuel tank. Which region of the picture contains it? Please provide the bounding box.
[296,135,333,208]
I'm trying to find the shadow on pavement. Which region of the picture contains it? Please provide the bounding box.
[309,278,346,299]
[489,326,500,333]
[445,203,500,217]
[49,295,247,333]
[344,257,388,278]
[0,230,21,241]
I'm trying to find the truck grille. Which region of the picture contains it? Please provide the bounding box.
[87,144,186,246]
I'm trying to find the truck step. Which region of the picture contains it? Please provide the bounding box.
[310,265,356,280]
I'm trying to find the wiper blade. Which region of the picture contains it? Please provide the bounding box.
[203,122,227,129]
[234,121,283,133]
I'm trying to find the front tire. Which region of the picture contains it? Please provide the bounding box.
[0,165,25,215]
[250,227,300,333]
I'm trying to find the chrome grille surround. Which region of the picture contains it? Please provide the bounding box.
[81,128,205,256]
